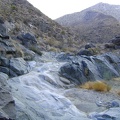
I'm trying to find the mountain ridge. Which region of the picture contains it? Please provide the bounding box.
[56,2,120,24]
[56,2,120,43]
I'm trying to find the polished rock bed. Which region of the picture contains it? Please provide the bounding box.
[7,52,120,120]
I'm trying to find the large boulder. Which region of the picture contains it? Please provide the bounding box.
[17,33,37,46]
[104,43,115,49]
[77,47,99,56]
[89,108,120,120]
[0,57,29,77]
[0,72,16,119]
[19,44,35,60]
[59,56,101,84]
[85,43,95,49]
[9,58,29,76]
[59,52,120,85]
[8,71,90,120]
[112,35,120,46]
[56,52,73,62]
[77,49,94,56]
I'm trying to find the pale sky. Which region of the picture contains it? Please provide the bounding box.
[27,0,120,19]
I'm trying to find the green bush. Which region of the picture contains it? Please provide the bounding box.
[11,5,18,11]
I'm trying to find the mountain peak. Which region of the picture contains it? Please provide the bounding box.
[96,2,110,5]
[56,2,120,43]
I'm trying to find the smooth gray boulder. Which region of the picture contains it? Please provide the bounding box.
[0,72,16,119]
[59,52,120,84]
[8,71,90,120]
[0,57,29,77]
[89,108,120,120]
[6,52,120,120]
[17,33,37,46]
[59,56,102,84]
[10,58,29,76]
[77,49,94,56]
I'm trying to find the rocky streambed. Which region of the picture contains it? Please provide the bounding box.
[1,52,120,120]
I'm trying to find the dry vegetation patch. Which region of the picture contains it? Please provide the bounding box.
[80,81,111,92]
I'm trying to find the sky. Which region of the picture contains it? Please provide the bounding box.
[27,0,120,19]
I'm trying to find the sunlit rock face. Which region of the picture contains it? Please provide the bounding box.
[7,52,120,120]
[59,52,120,84]
[8,61,90,120]
[0,72,16,120]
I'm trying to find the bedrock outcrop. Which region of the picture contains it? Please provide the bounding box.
[59,52,120,84]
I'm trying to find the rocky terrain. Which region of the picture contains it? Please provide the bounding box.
[2,51,120,120]
[0,0,120,120]
[0,0,80,52]
[56,2,120,43]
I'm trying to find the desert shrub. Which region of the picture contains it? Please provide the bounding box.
[44,39,61,47]
[30,46,42,56]
[80,81,111,92]
[15,48,24,58]
[88,47,100,55]
[61,30,66,35]
[11,40,24,58]
[11,5,18,11]
[80,81,94,90]
[11,23,21,34]
[48,47,58,52]
[92,81,111,92]
[62,47,76,53]
[23,51,35,61]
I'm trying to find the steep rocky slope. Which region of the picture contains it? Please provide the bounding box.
[56,3,120,43]
[0,0,80,52]
[74,11,120,43]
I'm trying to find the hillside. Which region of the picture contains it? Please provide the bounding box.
[0,0,80,52]
[1,1,120,120]
[73,11,120,43]
[56,3,120,43]
[88,2,120,21]
[56,2,120,25]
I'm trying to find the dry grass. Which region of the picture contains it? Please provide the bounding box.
[87,47,100,55]
[80,81,94,90]
[62,47,77,53]
[29,46,42,56]
[48,47,59,52]
[44,38,62,47]
[80,81,111,92]
[117,91,120,96]
[112,77,120,81]
[12,40,24,58]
